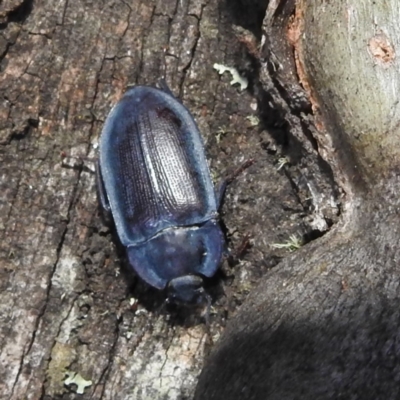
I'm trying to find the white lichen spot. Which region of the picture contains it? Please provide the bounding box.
[129,297,137,306]
[250,101,258,111]
[64,371,92,394]
[135,308,148,316]
[215,125,229,143]
[246,115,259,126]
[213,63,248,91]
[277,157,289,171]
[271,234,303,252]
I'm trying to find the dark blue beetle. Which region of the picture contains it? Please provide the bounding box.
[97,83,225,306]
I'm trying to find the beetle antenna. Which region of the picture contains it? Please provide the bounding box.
[202,293,212,327]
[226,158,255,185]
[60,152,96,173]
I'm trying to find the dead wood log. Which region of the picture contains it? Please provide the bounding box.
[196,1,400,399]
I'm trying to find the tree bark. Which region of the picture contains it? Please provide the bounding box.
[196,1,400,399]
[1,0,342,399]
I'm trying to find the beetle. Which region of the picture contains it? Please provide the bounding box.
[97,82,225,307]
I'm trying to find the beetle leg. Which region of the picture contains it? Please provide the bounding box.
[215,179,228,210]
[96,160,112,223]
[215,159,254,209]
[227,233,251,266]
[157,79,176,98]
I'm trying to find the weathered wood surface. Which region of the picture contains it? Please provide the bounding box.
[0,0,341,398]
[196,1,400,399]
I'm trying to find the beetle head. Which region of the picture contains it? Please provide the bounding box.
[167,275,210,307]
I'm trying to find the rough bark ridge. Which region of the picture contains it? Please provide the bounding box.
[0,0,338,399]
[196,1,400,399]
